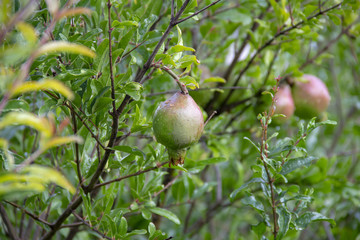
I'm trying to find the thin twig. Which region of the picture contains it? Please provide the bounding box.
[107,0,117,116]
[116,40,147,63]
[0,203,20,240]
[44,90,105,149]
[147,86,249,97]
[71,109,83,186]
[175,0,223,25]
[205,6,269,112]
[59,222,83,229]
[72,212,112,240]
[204,111,217,126]
[153,174,180,198]
[281,133,307,166]
[93,161,169,190]
[4,201,53,228]
[153,64,188,94]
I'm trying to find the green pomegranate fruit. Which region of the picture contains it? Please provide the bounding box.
[273,85,295,124]
[153,92,204,166]
[292,74,331,119]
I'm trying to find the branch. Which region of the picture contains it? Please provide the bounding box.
[215,2,343,114]
[116,40,147,63]
[4,201,53,229]
[107,0,117,116]
[204,111,217,126]
[259,79,281,238]
[146,86,249,97]
[0,203,20,240]
[175,0,223,25]
[299,21,357,70]
[171,0,175,21]
[154,65,188,94]
[153,173,180,198]
[72,212,112,240]
[70,109,83,187]
[44,90,106,149]
[204,6,270,113]
[93,161,169,190]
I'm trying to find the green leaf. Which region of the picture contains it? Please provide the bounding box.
[125,229,147,237]
[280,156,318,175]
[328,13,341,25]
[179,55,199,68]
[111,146,146,159]
[35,41,96,58]
[277,206,291,239]
[119,216,128,236]
[241,196,264,212]
[251,222,266,239]
[112,20,139,28]
[148,207,180,224]
[315,120,337,128]
[10,79,74,99]
[148,222,156,237]
[173,25,184,61]
[3,99,30,112]
[203,77,226,84]
[141,208,152,220]
[243,137,260,152]
[230,178,266,201]
[295,212,336,229]
[124,82,143,101]
[269,145,294,157]
[180,76,199,89]
[167,45,195,55]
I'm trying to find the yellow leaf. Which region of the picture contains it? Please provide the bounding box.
[57,7,92,19]
[16,22,37,44]
[0,112,53,138]
[35,41,96,58]
[0,138,14,169]
[10,79,74,99]
[42,136,83,150]
[0,165,76,199]
[23,165,76,194]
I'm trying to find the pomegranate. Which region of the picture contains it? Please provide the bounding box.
[292,74,331,119]
[153,92,204,166]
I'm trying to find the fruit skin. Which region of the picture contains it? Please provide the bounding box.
[292,74,331,119]
[153,92,204,166]
[273,85,295,124]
